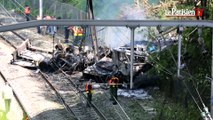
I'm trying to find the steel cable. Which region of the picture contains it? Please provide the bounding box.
[144,27,209,118]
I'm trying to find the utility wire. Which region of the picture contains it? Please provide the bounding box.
[159,33,177,66]
[12,0,36,19]
[146,27,212,119]
[183,27,207,109]
[148,53,204,115]
[0,3,17,22]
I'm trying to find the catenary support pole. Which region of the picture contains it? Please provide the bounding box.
[53,34,55,55]
[87,0,99,61]
[211,28,213,117]
[177,27,183,77]
[130,27,135,89]
[39,0,43,19]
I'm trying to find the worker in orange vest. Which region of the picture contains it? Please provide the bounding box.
[108,76,119,105]
[72,26,84,50]
[24,5,31,21]
[86,79,93,107]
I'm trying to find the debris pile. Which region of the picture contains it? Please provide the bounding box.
[39,44,95,73]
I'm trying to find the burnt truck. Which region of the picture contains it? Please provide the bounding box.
[38,44,95,73]
[83,41,159,88]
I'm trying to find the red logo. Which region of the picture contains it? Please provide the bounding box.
[195,8,204,17]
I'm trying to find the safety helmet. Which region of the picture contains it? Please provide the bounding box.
[112,76,118,80]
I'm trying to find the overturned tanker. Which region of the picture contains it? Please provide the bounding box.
[39,44,95,73]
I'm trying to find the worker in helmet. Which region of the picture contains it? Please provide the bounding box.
[86,79,93,107]
[108,76,119,105]
[72,26,85,50]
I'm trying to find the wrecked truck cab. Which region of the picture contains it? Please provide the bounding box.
[83,59,114,82]
[38,44,95,73]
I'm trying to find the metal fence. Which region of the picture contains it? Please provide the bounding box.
[1,0,87,19]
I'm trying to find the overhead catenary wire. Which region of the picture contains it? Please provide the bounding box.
[182,26,208,109]
[10,0,25,15]
[145,49,207,115]
[147,53,204,116]
[0,3,17,22]
[159,32,177,66]
[182,48,212,120]
[11,0,36,19]
[144,27,212,119]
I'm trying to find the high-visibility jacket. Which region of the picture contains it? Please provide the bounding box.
[72,26,84,36]
[108,77,119,87]
[77,28,84,36]
[72,27,78,36]
[86,82,92,93]
[24,7,30,14]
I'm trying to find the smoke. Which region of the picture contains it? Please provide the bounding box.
[94,0,148,49]
[93,0,133,19]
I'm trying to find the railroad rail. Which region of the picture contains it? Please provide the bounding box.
[39,72,79,120]
[0,7,106,119]
[0,21,106,119]
[0,22,80,120]
[0,4,158,120]
[39,68,107,120]
[0,10,80,119]
[52,60,134,120]
[0,26,76,119]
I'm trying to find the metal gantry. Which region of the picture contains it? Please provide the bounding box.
[0,20,212,32]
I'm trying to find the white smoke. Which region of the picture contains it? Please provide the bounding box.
[95,2,148,49]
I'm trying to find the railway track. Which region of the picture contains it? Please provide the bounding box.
[0,6,80,119]
[39,70,107,120]
[51,64,133,120]
[0,7,106,120]
[0,3,153,120]
[0,26,74,120]
[0,23,81,120]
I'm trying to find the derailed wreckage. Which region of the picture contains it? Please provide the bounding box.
[11,39,95,73]
[83,41,159,88]
[38,44,95,73]
[11,39,159,88]
[11,39,52,68]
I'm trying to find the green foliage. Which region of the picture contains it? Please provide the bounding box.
[148,2,213,119]
[154,100,201,120]
[58,0,86,11]
[147,30,211,119]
